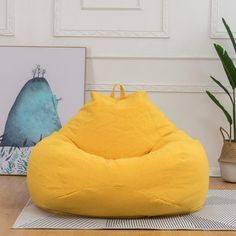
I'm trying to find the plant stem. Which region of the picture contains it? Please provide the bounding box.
[233,89,236,141]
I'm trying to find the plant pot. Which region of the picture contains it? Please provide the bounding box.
[219,162,236,182]
[218,140,236,183]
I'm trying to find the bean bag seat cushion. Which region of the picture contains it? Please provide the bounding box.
[27,84,209,218]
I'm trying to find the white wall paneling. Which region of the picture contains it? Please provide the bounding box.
[54,0,169,38]
[81,0,141,10]
[211,0,236,38]
[2,0,236,177]
[0,0,14,36]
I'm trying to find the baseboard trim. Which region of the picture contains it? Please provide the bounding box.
[210,167,221,177]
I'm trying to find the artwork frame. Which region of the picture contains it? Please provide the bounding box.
[0,46,86,175]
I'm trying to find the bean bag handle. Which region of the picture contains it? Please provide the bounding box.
[111,84,125,99]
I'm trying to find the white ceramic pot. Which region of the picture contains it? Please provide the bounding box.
[219,162,236,183]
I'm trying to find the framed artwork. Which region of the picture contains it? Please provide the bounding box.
[0,46,86,175]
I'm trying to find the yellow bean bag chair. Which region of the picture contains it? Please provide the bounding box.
[27,84,209,218]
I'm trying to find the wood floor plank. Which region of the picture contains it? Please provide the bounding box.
[0,176,236,236]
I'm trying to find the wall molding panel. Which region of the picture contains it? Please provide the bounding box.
[85,83,231,94]
[54,0,169,38]
[81,0,141,10]
[211,0,236,38]
[87,56,236,60]
[0,0,14,36]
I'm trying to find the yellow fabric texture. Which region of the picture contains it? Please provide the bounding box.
[27,84,209,218]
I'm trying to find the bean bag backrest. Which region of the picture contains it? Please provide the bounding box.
[61,84,177,159]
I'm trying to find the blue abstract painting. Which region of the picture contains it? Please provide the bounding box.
[0,65,62,175]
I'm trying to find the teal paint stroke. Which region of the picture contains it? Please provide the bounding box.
[0,65,62,147]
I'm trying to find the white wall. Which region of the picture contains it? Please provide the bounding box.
[1,0,236,176]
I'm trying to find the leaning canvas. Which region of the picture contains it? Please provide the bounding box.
[0,46,86,175]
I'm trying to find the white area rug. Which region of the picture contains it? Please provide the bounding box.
[13,190,236,230]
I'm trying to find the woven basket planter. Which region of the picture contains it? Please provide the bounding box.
[218,127,236,182]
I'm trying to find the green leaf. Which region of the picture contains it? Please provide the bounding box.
[206,90,232,125]
[214,44,236,89]
[222,18,236,54]
[210,76,233,104]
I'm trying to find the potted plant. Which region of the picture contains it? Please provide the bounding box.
[206,18,236,182]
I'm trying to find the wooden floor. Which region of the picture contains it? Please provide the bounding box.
[1,177,236,236]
